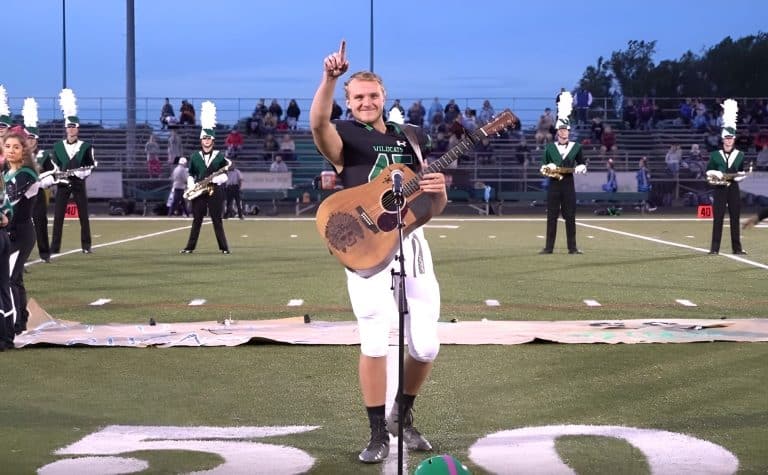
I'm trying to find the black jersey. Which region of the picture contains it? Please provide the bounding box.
[4,168,39,226]
[333,120,431,188]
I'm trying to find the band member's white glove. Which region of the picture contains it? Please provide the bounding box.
[706,170,724,179]
[187,177,195,190]
[575,164,587,174]
[733,172,747,182]
[212,174,228,185]
[40,175,56,189]
[74,169,91,179]
[540,163,556,174]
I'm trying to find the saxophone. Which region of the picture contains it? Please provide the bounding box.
[706,163,752,187]
[39,161,98,185]
[540,166,575,180]
[184,158,232,200]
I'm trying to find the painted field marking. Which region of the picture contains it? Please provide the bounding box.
[188,299,206,306]
[290,234,298,238]
[287,299,304,307]
[488,235,496,239]
[676,299,698,307]
[485,299,500,306]
[584,299,602,307]
[241,234,249,238]
[89,298,112,306]
[439,235,446,238]
[576,221,768,271]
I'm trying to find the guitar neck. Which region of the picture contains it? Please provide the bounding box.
[402,129,486,197]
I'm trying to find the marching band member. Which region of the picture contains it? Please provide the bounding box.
[706,99,747,255]
[0,88,15,349]
[180,101,230,254]
[50,89,96,254]
[539,91,587,255]
[3,128,39,335]
[23,98,54,263]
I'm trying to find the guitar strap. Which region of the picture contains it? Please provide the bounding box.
[400,125,426,170]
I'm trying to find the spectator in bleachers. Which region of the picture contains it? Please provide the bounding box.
[249,99,267,135]
[427,97,443,126]
[444,99,461,124]
[622,98,638,129]
[262,133,279,161]
[433,131,449,156]
[679,98,693,127]
[692,108,708,132]
[601,159,617,192]
[286,99,301,130]
[389,99,405,118]
[478,99,495,126]
[683,143,706,179]
[279,133,296,161]
[407,100,425,127]
[269,153,288,173]
[534,107,554,149]
[225,128,244,158]
[574,84,592,126]
[429,109,445,135]
[268,99,283,121]
[600,124,617,157]
[665,144,682,176]
[261,112,278,135]
[180,100,195,126]
[475,136,493,165]
[638,96,654,130]
[167,129,183,166]
[754,128,768,152]
[330,99,343,121]
[159,98,175,130]
[461,107,478,133]
[515,136,530,165]
[590,116,604,145]
[145,134,162,178]
[755,145,768,171]
[705,126,721,151]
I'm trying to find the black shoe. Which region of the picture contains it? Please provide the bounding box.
[708,250,719,255]
[14,323,26,335]
[41,257,51,263]
[180,249,193,254]
[539,248,553,254]
[50,248,60,254]
[569,249,583,254]
[386,405,432,451]
[733,250,747,255]
[82,248,92,254]
[358,420,389,464]
[221,250,231,254]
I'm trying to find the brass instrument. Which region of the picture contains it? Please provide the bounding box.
[540,166,574,180]
[184,158,232,200]
[706,163,752,187]
[39,161,98,185]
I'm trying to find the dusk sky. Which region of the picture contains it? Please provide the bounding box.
[5,0,768,126]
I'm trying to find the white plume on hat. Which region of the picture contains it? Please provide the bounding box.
[0,85,9,118]
[556,91,573,129]
[22,98,39,129]
[200,100,217,138]
[59,88,79,125]
[388,107,404,125]
[720,99,738,138]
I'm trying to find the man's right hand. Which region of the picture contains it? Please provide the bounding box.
[324,40,349,79]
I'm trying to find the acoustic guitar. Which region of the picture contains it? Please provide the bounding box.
[315,111,518,277]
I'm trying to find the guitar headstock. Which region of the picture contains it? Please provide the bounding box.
[480,110,519,136]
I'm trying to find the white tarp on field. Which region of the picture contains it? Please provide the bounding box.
[14,300,768,349]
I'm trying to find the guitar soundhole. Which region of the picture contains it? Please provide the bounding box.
[325,212,365,253]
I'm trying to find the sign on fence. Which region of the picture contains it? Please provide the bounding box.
[241,172,292,190]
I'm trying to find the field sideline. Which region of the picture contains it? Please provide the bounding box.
[2,215,767,474]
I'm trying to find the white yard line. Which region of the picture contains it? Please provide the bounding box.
[576,221,768,271]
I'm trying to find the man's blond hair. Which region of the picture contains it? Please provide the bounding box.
[344,71,386,99]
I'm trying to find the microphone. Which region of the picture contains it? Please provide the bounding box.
[391,169,404,197]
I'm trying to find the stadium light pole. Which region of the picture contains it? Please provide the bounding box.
[126,0,137,162]
[62,0,67,88]
[369,0,374,72]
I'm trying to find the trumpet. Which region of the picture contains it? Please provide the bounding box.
[184,158,232,200]
[540,166,574,180]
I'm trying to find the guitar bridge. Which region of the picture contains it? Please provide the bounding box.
[356,206,379,233]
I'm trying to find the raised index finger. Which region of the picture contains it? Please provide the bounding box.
[338,40,346,61]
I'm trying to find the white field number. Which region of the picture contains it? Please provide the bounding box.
[38,424,739,474]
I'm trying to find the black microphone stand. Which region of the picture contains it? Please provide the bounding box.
[390,180,408,475]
